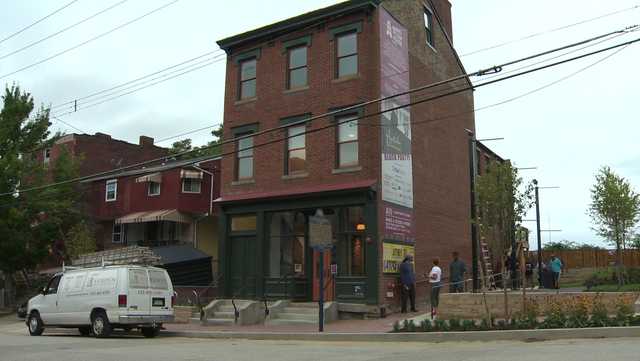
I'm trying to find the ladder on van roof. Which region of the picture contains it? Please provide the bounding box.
[71,246,161,268]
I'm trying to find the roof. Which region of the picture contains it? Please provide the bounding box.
[215,179,376,203]
[82,154,220,183]
[476,141,505,162]
[216,0,380,52]
[152,245,212,265]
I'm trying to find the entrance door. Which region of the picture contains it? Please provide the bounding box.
[229,236,257,298]
[312,249,335,301]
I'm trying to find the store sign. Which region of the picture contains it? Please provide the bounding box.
[383,242,415,274]
[309,214,333,249]
[382,205,414,243]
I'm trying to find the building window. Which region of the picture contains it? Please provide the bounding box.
[286,125,306,174]
[231,214,257,232]
[288,46,307,89]
[148,181,161,196]
[268,212,306,277]
[337,115,358,168]
[336,32,357,78]
[236,135,254,180]
[105,179,117,202]
[182,178,201,193]
[239,58,257,99]
[112,223,126,244]
[424,7,434,47]
[43,148,51,165]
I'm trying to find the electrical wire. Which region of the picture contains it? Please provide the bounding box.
[0,0,180,81]
[50,115,88,134]
[0,0,129,61]
[0,0,80,45]
[155,122,223,144]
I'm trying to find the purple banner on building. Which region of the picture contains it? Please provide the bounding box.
[379,7,414,243]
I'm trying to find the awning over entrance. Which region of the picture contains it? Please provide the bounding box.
[180,169,203,179]
[115,209,192,224]
[135,172,162,183]
[214,179,376,203]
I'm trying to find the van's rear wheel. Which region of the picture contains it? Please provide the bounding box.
[91,311,112,338]
[141,326,160,338]
[78,326,91,336]
[27,312,44,336]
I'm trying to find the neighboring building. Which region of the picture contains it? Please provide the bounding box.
[476,141,505,176]
[215,0,476,310]
[82,155,221,284]
[36,133,168,177]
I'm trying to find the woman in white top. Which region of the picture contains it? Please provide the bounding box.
[427,258,442,320]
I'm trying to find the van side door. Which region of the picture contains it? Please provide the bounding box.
[57,272,88,325]
[39,275,62,325]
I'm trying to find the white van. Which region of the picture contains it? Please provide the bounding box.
[26,265,174,338]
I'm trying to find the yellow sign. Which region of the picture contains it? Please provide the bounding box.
[383,242,415,274]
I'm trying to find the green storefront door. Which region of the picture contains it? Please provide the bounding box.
[230,236,258,298]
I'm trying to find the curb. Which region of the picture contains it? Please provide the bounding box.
[161,326,640,343]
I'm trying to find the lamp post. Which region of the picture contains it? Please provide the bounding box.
[466,130,480,292]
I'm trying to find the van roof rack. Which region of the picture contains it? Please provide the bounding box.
[71,246,161,268]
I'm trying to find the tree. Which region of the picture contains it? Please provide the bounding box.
[168,125,223,158]
[65,222,96,261]
[588,166,640,286]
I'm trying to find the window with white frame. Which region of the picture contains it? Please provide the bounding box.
[105,179,117,201]
[148,181,161,196]
[43,148,51,165]
[182,178,202,193]
[424,7,434,47]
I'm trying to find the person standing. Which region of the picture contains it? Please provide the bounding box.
[449,252,466,293]
[399,254,417,313]
[549,255,563,289]
[428,258,443,320]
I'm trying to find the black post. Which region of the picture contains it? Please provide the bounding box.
[468,134,479,292]
[318,251,324,332]
[533,180,542,287]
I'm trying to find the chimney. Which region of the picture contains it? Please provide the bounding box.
[139,135,155,147]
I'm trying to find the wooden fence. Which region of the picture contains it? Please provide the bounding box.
[529,249,640,269]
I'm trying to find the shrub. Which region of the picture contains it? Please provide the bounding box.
[448,318,461,331]
[434,319,448,331]
[566,296,590,328]
[541,300,566,329]
[614,297,634,326]
[479,318,491,331]
[421,319,432,332]
[392,320,401,332]
[407,320,416,332]
[495,319,508,330]
[462,319,476,331]
[589,298,610,327]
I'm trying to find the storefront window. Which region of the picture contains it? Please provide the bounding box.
[268,212,306,277]
[231,214,257,232]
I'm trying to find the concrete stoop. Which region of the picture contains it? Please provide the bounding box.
[635,296,640,316]
[266,301,338,326]
[200,299,265,326]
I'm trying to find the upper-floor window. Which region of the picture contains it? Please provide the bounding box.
[286,125,306,174]
[336,32,357,78]
[148,181,160,196]
[105,179,117,202]
[288,46,308,89]
[239,58,257,99]
[424,7,434,47]
[337,115,359,168]
[182,178,202,193]
[43,148,51,165]
[236,135,254,180]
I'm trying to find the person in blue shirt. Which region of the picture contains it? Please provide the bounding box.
[399,254,417,313]
[549,255,563,289]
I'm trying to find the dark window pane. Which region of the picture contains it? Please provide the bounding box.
[289,47,307,69]
[339,142,358,167]
[240,79,256,99]
[289,68,307,88]
[337,32,357,57]
[241,59,256,80]
[238,157,253,179]
[288,149,306,173]
[338,55,357,77]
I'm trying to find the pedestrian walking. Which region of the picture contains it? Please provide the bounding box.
[449,251,466,293]
[399,254,417,313]
[427,258,442,320]
[549,254,563,289]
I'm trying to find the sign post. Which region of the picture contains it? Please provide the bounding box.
[309,209,333,333]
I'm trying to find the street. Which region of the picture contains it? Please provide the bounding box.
[0,318,638,361]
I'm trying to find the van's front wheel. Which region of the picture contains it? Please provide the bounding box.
[91,311,112,338]
[141,326,160,338]
[27,312,44,336]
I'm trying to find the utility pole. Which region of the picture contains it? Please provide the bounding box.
[533,179,542,287]
[467,130,479,292]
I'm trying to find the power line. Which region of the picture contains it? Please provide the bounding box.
[461,3,640,57]
[3,33,639,198]
[0,0,130,61]
[155,123,223,144]
[50,48,222,111]
[0,0,80,45]
[50,115,87,134]
[0,0,180,81]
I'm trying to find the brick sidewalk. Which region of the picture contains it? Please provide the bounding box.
[165,310,422,334]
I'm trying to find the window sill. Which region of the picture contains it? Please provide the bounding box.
[282,172,309,180]
[283,86,309,94]
[182,191,202,194]
[235,97,257,106]
[332,166,362,174]
[232,179,255,186]
[332,74,360,84]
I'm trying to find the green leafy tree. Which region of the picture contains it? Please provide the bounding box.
[168,125,223,158]
[630,234,640,250]
[588,166,640,286]
[65,221,96,261]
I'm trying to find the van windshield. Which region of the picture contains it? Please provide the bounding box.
[148,270,169,290]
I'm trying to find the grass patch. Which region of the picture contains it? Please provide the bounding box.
[585,283,640,292]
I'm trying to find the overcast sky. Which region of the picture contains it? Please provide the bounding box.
[1,0,639,248]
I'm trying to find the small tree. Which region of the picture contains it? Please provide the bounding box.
[65,222,96,261]
[168,125,223,158]
[588,166,640,286]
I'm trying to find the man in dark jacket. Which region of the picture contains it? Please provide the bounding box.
[449,252,467,293]
[399,254,417,313]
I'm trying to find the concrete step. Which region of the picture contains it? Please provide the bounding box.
[280,307,318,314]
[289,302,320,308]
[212,311,235,319]
[266,318,318,326]
[217,305,236,313]
[274,313,318,321]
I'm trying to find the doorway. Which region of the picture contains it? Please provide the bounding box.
[229,236,257,298]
